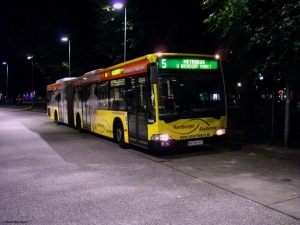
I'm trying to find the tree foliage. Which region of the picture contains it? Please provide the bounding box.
[203,0,300,85]
[203,0,300,124]
[262,1,300,83]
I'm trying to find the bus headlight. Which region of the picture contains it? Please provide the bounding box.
[160,134,170,141]
[216,129,226,136]
[151,134,172,141]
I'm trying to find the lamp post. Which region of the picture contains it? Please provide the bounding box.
[27,55,34,107]
[113,3,126,61]
[2,62,8,104]
[61,37,71,77]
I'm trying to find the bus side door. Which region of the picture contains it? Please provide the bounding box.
[128,76,148,148]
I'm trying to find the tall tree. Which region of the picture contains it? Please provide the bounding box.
[203,0,300,146]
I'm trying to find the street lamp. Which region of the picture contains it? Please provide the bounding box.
[27,54,34,107]
[2,62,8,104]
[113,3,126,61]
[61,37,71,77]
[237,82,242,101]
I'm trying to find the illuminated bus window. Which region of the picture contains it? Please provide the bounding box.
[74,86,82,109]
[98,82,108,109]
[109,79,126,110]
[111,78,125,87]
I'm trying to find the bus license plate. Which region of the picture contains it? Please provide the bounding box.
[188,140,203,146]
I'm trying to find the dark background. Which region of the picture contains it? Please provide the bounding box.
[0,0,214,99]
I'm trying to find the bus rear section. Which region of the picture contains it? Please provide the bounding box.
[46,77,76,126]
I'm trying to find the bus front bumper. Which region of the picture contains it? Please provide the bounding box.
[148,134,228,150]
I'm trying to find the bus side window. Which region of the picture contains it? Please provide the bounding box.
[98,82,108,109]
[55,93,61,101]
[118,99,125,110]
[77,87,82,103]
[112,100,119,110]
[109,85,126,111]
[80,86,90,107]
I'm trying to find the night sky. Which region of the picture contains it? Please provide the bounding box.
[0,0,215,99]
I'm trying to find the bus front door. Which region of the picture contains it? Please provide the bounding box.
[128,77,148,148]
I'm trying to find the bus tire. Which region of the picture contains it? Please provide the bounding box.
[76,115,83,133]
[115,122,127,149]
[54,111,60,125]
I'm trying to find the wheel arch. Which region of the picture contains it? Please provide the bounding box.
[113,117,128,148]
[113,117,123,140]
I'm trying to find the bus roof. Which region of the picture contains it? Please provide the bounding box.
[56,77,77,83]
[46,77,77,92]
[72,53,217,87]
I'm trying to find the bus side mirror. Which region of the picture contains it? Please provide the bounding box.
[150,62,158,84]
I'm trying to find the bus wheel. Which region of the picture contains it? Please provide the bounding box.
[54,111,60,125]
[115,122,127,149]
[76,115,83,133]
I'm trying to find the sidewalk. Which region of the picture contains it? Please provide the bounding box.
[242,144,300,162]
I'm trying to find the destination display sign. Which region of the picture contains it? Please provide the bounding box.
[158,58,218,70]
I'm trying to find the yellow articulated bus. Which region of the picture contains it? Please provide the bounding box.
[47,53,227,151]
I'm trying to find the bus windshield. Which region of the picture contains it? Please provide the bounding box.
[157,72,226,121]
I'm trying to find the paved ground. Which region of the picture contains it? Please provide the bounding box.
[0,107,299,224]
[154,145,300,220]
